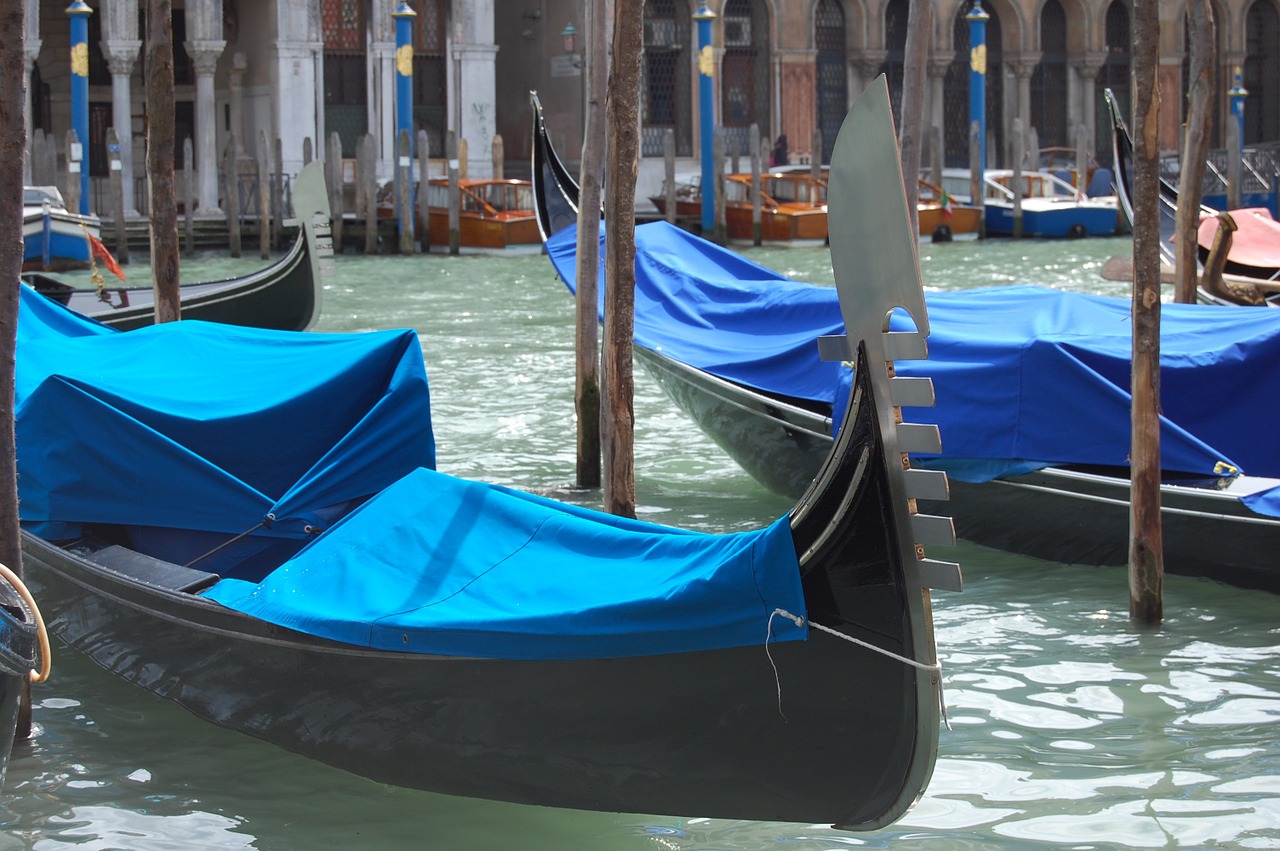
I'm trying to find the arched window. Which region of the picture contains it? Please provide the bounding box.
[1096,1,1130,156]
[1031,0,1068,149]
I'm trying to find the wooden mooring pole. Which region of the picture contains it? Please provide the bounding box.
[1177,0,1216,305]
[1129,0,1163,625]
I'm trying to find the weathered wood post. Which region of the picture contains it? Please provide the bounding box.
[63,130,82,217]
[811,128,822,176]
[970,120,985,238]
[601,0,644,517]
[1011,117,1024,238]
[107,127,129,263]
[222,135,241,257]
[256,130,270,260]
[446,130,460,255]
[750,127,762,246]
[491,133,503,181]
[359,133,378,255]
[273,136,284,250]
[1226,120,1242,211]
[326,132,344,252]
[397,129,414,255]
[712,127,726,245]
[729,135,739,175]
[663,129,676,223]
[899,0,930,236]
[1129,0,1163,626]
[573,0,608,491]
[146,0,181,322]
[182,137,193,255]
[1177,0,1216,304]
[417,129,431,251]
[458,137,468,180]
[1075,124,1089,193]
[931,125,943,188]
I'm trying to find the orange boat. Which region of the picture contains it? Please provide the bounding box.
[651,170,829,244]
[423,178,540,251]
[916,178,982,241]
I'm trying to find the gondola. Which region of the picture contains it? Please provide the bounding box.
[20,161,333,331]
[17,81,954,829]
[1107,89,1280,306]
[535,80,1280,595]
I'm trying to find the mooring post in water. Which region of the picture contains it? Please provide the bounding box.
[1011,117,1024,239]
[750,126,762,247]
[107,128,129,264]
[446,131,460,256]
[1129,0,1163,625]
[223,134,241,258]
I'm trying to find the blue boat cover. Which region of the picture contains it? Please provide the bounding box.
[204,467,806,659]
[17,284,807,660]
[16,284,437,541]
[546,222,1280,515]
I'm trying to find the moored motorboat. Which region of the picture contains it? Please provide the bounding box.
[22,186,100,272]
[536,79,1280,595]
[422,177,540,252]
[20,161,333,331]
[17,80,955,829]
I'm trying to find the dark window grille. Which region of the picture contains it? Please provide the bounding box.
[1246,0,1280,144]
[815,0,847,164]
[323,0,369,159]
[944,5,1003,168]
[642,0,692,156]
[720,0,769,154]
[414,0,447,158]
[1031,0,1067,149]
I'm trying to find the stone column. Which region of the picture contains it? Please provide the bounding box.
[1009,55,1040,166]
[228,52,247,158]
[1072,53,1106,156]
[102,45,141,213]
[187,42,226,213]
[851,51,887,102]
[927,56,951,160]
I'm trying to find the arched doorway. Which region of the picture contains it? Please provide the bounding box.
[322,0,368,158]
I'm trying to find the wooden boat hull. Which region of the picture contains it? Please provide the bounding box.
[984,199,1119,238]
[917,204,981,241]
[22,162,332,331]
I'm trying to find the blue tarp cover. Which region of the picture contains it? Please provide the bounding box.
[547,222,1280,513]
[16,285,437,540]
[204,467,806,658]
[18,285,807,660]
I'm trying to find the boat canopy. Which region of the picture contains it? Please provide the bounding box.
[205,467,806,659]
[16,284,437,541]
[547,222,1280,514]
[17,284,808,660]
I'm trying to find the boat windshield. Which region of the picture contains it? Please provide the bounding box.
[485,183,533,212]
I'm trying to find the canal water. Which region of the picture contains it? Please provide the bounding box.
[3,236,1277,849]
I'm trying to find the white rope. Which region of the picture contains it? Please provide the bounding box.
[766,607,950,728]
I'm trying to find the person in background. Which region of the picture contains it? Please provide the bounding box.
[770,134,789,168]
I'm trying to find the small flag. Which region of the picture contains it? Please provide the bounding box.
[89,233,126,281]
[940,188,954,220]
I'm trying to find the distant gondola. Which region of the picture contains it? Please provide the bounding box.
[21,161,333,332]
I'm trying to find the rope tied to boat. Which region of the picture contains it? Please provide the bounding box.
[766,608,948,728]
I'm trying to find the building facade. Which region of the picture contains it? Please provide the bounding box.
[21,0,1280,215]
